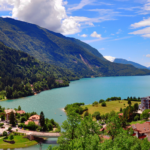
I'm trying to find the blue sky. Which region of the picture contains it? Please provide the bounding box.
[0,0,150,67]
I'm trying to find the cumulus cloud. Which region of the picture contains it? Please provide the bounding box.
[146,54,150,57]
[0,0,113,35]
[91,31,102,38]
[81,34,88,37]
[104,56,116,62]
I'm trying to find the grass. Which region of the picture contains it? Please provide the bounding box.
[82,100,141,115]
[129,120,146,125]
[0,135,38,149]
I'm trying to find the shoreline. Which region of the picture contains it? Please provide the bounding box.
[61,108,65,112]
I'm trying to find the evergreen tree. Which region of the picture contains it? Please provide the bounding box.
[40,111,45,127]
[18,105,21,111]
[9,111,16,126]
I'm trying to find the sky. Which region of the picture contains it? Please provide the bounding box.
[0,0,150,67]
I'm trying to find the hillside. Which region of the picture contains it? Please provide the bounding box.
[114,58,147,69]
[0,42,77,99]
[0,17,150,77]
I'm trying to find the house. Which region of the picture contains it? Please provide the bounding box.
[16,110,25,115]
[139,96,150,111]
[129,122,150,141]
[25,115,40,126]
[4,109,16,122]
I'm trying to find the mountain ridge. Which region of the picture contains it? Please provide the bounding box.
[0,17,150,77]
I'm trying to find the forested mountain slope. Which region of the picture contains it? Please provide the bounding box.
[0,17,150,77]
[114,58,147,69]
[0,42,77,98]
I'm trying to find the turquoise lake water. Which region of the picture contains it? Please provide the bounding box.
[0,75,150,150]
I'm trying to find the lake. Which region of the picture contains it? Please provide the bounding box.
[0,75,150,150]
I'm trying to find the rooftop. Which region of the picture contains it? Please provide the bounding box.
[4,109,16,114]
[29,115,40,120]
[141,96,150,100]
[131,122,150,134]
[16,110,26,115]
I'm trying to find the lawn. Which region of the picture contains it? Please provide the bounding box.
[129,120,146,125]
[0,135,38,149]
[82,100,141,115]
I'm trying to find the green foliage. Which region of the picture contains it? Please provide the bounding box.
[134,115,140,121]
[64,103,86,115]
[0,17,150,80]
[141,109,150,120]
[92,101,99,107]
[8,127,12,132]
[99,99,104,103]
[3,131,7,136]
[40,111,45,128]
[92,112,101,120]
[84,111,89,117]
[126,96,141,101]
[20,117,26,123]
[9,135,14,140]
[120,108,122,112]
[106,97,121,102]
[18,106,21,111]
[9,111,16,127]
[101,102,106,107]
[0,123,4,127]
[133,103,139,111]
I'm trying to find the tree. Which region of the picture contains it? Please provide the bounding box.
[57,112,81,149]
[92,112,101,120]
[106,114,123,140]
[84,111,89,117]
[18,105,21,111]
[128,100,131,106]
[120,108,122,112]
[40,111,45,127]
[101,102,106,107]
[3,131,7,136]
[9,135,14,140]
[92,101,98,107]
[1,115,5,121]
[133,103,139,111]
[99,99,104,103]
[9,111,16,126]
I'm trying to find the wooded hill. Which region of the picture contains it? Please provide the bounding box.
[0,17,150,77]
[0,42,77,99]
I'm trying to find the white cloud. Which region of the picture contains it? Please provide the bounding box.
[104,56,116,62]
[68,0,95,11]
[129,27,150,36]
[81,34,88,37]
[131,17,150,28]
[0,0,114,35]
[91,31,102,38]
[146,54,150,57]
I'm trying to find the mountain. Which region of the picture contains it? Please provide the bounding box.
[0,41,78,99]
[0,17,150,77]
[148,67,150,70]
[114,59,147,69]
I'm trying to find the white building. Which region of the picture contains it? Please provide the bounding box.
[139,96,150,111]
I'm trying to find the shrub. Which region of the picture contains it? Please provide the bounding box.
[101,102,106,107]
[9,135,14,140]
[3,131,7,136]
[8,127,12,132]
[120,108,122,112]
[92,101,99,107]
[0,123,4,127]
[99,99,105,103]
[134,115,139,121]
[84,111,89,117]
[21,117,27,123]
[92,112,101,120]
